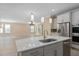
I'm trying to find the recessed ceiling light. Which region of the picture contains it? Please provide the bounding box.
[52,9,55,12]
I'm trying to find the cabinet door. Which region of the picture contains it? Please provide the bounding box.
[22,48,43,56]
[44,42,63,56]
[44,44,56,56]
[63,13,70,22]
[63,40,71,56]
[57,16,63,23]
[55,42,63,56]
[57,12,70,23]
[72,11,79,25]
[56,45,63,56]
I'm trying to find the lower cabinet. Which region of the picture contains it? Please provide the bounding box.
[44,42,63,56]
[18,42,63,56]
[63,40,71,56]
[56,45,63,56]
[44,45,57,56]
[22,48,43,56]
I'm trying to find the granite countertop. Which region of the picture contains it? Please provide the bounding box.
[15,35,71,53]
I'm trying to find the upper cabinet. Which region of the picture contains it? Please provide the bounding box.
[57,15,63,23]
[72,9,79,25]
[57,12,71,23]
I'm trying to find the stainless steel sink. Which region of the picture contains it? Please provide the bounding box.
[39,38,56,43]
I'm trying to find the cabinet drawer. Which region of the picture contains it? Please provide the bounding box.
[22,48,43,56]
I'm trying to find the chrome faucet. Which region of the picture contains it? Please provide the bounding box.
[43,30,48,40]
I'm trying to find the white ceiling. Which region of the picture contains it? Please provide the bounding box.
[0,3,79,22]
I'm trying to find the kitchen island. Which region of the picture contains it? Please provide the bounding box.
[15,35,71,56]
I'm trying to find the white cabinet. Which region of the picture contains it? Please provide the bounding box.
[57,12,70,23]
[72,10,79,25]
[57,15,63,23]
[22,48,43,56]
[63,13,70,22]
[44,42,63,56]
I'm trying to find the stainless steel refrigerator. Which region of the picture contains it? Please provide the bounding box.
[58,22,70,37]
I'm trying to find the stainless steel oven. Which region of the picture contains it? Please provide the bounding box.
[72,36,79,42]
[72,26,79,42]
[72,26,79,33]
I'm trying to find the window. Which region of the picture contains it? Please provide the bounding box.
[4,24,11,33]
[0,24,3,33]
[30,25,35,32]
[0,24,11,33]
